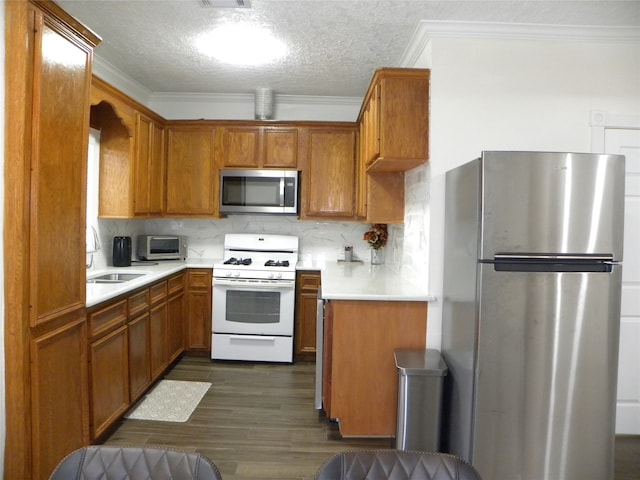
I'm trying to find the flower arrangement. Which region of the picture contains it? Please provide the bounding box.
[363,223,388,250]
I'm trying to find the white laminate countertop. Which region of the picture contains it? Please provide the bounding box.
[298,260,433,302]
[86,259,216,308]
[86,258,433,308]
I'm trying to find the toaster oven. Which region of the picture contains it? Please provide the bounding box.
[137,235,187,261]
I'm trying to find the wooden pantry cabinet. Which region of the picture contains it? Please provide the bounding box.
[91,76,166,218]
[218,124,299,169]
[165,123,218,216]
[5,1,100,478]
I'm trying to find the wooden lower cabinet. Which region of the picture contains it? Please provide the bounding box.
[30,318,90,480]
[324,300,427,437]
[167,273,186,362]
[186,269,212,352]
[150,300,169,380]
[295,271,321,360]
[128,312,151,401]
[84,273,188,442]
[89,325,130,439]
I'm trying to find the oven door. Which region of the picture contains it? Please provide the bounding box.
[212,278,295,336]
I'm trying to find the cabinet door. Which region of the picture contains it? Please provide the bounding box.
[186,269,212,352]
[167,293,185,362]
[30,10,91,327]
[133,112,152,215]
[166,126,216,215]
[89,325,130,440]
[304,128,356,218]
[149,122,166,214]
[134,113,165,216]
[30,318,89,480]
[263,127,298,168]
[220,126,261,168]
[295,272,320,359]
[150,302,168,380]
[128,312,151,402]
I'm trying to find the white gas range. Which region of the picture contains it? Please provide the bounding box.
[211,234,299,363]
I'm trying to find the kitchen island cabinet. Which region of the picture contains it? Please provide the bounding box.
[323,299,427,437]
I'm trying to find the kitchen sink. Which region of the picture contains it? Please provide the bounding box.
[87,273,146,284]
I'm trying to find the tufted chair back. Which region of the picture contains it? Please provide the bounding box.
[49,445,223,480]
[314,450,482,480]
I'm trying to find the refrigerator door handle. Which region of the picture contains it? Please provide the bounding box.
[493,253,614,262]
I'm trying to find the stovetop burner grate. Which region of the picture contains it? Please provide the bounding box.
[223,257,252,265]
[265,260,290,267]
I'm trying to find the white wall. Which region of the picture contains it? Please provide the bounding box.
[417,34,640,349]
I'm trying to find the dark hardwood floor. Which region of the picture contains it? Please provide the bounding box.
[104,355,640,480]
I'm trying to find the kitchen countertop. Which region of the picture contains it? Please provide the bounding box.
[298,259,433,302]
[86,259,216,308]
[87,257,433,308]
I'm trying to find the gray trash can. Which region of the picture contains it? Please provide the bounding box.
[394,348,448,451]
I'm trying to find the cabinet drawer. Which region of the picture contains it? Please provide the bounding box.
[88,299,127,339]
[299,272,321,291]
[149,281,167,306]
[168,273,185,296]
[188,269,212,289]
[128,289,149,318]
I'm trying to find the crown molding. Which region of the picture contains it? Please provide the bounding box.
[93,55,362,107]
[150,91,361,106]
[92,56,153,105]
[400,20,640,67]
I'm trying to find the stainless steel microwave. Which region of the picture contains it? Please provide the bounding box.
[219,169,299,215]
[137,235,187,260]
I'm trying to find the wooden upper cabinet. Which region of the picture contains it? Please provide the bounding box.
[91,77,165,218]
[218,124,299,169]
[219,125,260,168]
[134,112,165,216]
[302,127,356,219]
[29,7,95,327]
[358,68,430,172]
[166,124,217,216]
[263,127,298,168]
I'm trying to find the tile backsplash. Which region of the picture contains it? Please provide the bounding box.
[87,165,430,287]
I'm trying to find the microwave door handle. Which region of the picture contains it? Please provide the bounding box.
[279,177,285,207]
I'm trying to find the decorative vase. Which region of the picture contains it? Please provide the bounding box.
[370,248,384,265]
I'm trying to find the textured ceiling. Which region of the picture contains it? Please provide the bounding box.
[57,0,640,98]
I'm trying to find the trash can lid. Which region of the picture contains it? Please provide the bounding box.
[394,348,448,376]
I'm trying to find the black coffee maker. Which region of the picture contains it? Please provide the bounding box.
[112,236,132,267]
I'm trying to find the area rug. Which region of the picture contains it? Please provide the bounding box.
[126,380,211,422]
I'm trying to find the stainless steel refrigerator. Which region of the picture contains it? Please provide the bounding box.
[441,151,625,480]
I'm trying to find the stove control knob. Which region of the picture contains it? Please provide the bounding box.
[226,271,233,277]
[275,272,283,279]
[268,272,275,279]
[233,271,241,278]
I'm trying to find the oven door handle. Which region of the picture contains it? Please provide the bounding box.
[213,278,295,289]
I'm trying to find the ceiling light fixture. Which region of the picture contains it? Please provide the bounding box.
[196,24,287,66]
